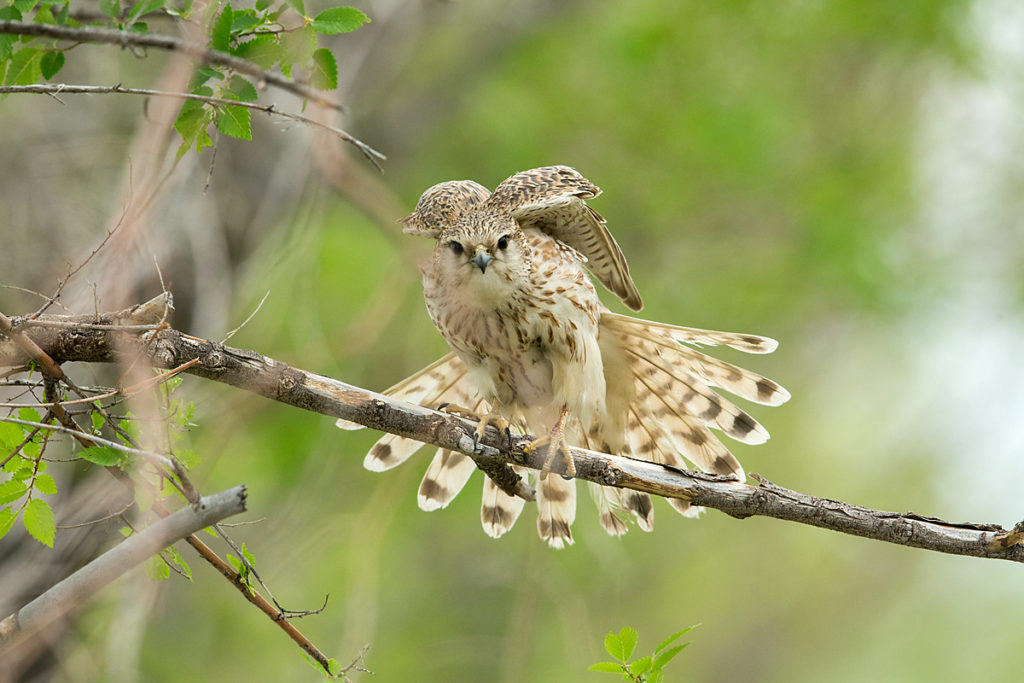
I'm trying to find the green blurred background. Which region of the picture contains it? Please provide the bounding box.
[3,0,1024,680]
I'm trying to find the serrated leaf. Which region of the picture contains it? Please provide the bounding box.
[17,407,41,423]
[33,473,58,495]
[211,4,233,52]
[588,662,624,674]
[40,51,64,79]
[128,0,164,23]
[605,627,638,662]
[281,23,315,70]
[232,34,279,68]
[226,75,258,101]
[653,643,687,670]
[34,5,56,23]
[91,408,104,433]
[328,658,342,676]
[146,553,170,580]
[24,498,55,547]
[12,465,33,480]
[0,480,28,505]
[3,48,43,87]
[629,656,652,676]
[310,47,336,90]
[311,6,367,34]
[0,421,23,449]
[77,445,123,466]
[99,0,119,19]
[216,103,251,140]
[241,541,255,565]
[13,0,37,13]
[167,546,193,580]
[0,507,16,539]
[230,9,259,33]
[0,6,21,62]
[654,626,695,654]
[284,0,304,18]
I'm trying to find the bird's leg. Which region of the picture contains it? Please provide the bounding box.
[523,405,575,479]
[437,403,513,452]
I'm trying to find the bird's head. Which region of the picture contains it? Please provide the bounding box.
[434,212,529,299]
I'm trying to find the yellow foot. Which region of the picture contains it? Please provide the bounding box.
[524,408,575,479]
[437,403,512,451]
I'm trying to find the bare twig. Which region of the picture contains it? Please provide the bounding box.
[0,84,384,167]
[3,311,1022,565]
[0,486,248,645]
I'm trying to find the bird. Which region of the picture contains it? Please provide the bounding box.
[339,166,789,548]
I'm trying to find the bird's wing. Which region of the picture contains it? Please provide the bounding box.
[359,353,477,472]
[401,180,491,238]
[486,166,643,311]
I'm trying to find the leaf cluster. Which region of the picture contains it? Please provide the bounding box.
[589,626,696,683]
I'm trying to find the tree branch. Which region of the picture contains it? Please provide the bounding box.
[2,301,1023,564]
[0,485,248,645]
[0,84,385,167]
[0,20,335,111]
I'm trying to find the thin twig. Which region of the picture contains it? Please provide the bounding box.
[221,289,270,344]
[0,84,384,168]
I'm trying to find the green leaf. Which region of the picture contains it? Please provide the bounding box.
[33,473,58,495]
[13,0,38,13]
[0,421,23,449]
[127,0,164,23]
[211,4,233,52]
[255,0,271,9]
[230,9,260,33]
[327,658,342,676]
[629,656,652,677]
[146,553,171,580]
[3,48,43,87]
[648,670,664,683]
[653,644,687,670]
[226,75,258,102]
[17,407,40,423]
[216,103,251,140]
[77,445,123,466]
[280,23,315,75]
[588,662,624,674]
[284,0,304,18]
[33,5,55,23]
[605,627,638,662]
[0,507,16,539]
[99,0,119,19]
[241,541,255,565]
[311,6,367,34]
[40,51,64,79]
[309,47,337,90]
[232,34,279,69]
[0,480,28,505]
[654,626,695,654]
[167,546,193,580]
[91,408,104,434]
[24,498,55,547]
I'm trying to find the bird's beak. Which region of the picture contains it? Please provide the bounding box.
[471,249,492,274]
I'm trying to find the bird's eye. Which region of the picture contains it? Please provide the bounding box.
[449,241,464,255]
[497,235,509,250]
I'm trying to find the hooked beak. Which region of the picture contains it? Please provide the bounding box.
[470,249,492,274]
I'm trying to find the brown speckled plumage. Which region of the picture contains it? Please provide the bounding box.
[344,166,790,547]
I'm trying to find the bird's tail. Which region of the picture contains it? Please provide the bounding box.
[592,312,789,521]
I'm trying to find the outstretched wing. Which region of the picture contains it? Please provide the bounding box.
[486,166,643,311]
[401,180,491,238]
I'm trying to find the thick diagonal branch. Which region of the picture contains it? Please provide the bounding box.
[2,302,1022,565]
[0,486,248,645]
